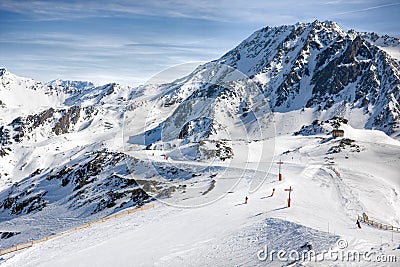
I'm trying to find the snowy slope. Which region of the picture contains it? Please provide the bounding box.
[1,132,399,266]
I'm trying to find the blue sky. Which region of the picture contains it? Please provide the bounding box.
[1,0,399,86]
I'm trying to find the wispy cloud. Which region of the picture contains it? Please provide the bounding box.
[1,0,397,25]
[332,2,400,15]
[0,0,338,23]
[0,28,225,85]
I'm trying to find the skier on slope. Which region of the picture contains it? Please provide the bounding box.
[356,219,361,228]
[244,196,248,204]
[270,188,275,197]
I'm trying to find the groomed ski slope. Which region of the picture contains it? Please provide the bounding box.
[1,125,399,267]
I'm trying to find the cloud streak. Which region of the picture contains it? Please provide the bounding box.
[0,0,384,23]
[332,2,400,15]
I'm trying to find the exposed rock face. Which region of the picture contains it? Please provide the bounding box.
[0,150,150,217]
[295,117,349,136]
[0,106,83,144]
[217,20,400,137]
[53,106,81,135]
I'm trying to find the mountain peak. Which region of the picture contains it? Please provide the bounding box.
[213,21,400,137]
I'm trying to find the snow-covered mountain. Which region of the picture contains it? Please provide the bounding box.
[123,20,400,149]
[219,21,400,138]
[0,20,400,266]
